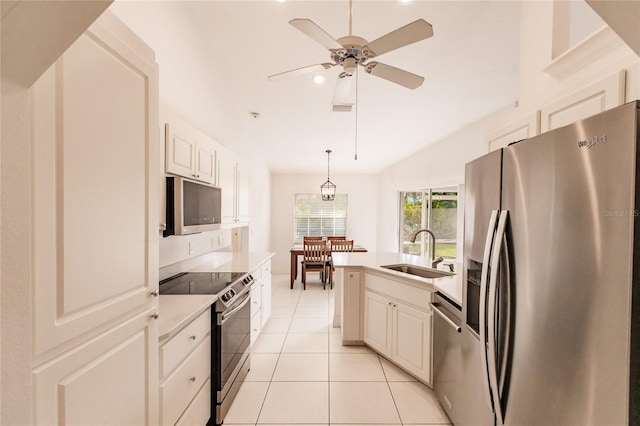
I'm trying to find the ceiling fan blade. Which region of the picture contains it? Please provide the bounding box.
[332,72,355,111]
[268,63,334,81]
[364,62,424,89]
[289,18,344,51]
[364,19,433,58]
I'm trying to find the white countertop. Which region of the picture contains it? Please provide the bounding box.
[331,252,462,306]
[159,294,217,342]
[158,251,275,341]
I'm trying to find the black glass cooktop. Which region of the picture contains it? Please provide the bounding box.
[159,272,246,295]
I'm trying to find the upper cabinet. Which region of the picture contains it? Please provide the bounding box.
[218,152,251,225]
[165,121,216,184]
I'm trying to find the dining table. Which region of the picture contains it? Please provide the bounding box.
[289,243,368,288]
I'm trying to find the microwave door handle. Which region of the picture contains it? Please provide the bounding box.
[487,210,508,425]
[480,209,499,413]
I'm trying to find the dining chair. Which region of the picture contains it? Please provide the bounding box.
[327,236,346,242]
[327,239,354,289]
[301,240,329,290]
[303,236,324,242]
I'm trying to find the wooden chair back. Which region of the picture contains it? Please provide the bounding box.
[303,236,324,242]
[327,236,346,242]
[330,239,354,252]
[303,240,327,266]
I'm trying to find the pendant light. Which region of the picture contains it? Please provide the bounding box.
[321,149,336,201]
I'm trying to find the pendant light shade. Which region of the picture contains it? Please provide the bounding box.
[321,149,336,201]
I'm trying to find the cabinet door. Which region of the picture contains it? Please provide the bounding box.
[363,291,392,357]
[236,162,251,223]
[392,302,432,384]
[486,112,540,152]
[540,70,626,132]
[166,121,197,179]
[194,138,216,184]
[33,309,159,425]
[218,153,237,223]
[31,12,159,357]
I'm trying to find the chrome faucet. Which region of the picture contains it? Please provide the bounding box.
[409,229,443,268]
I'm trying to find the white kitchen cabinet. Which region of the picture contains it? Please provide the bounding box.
[260,260,272,328]
[160,308,211,426]
[30,10,160,423]
[363,290,393,357]
[540,70,626,132]
[486,112,541,152]
[363,272,434,385]
[33,309,159,425]
[165,121,216,184]
[218,152,250,225]
[251,282,263,345]
[391,301,432,382]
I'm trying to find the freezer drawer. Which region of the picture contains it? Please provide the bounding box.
[432,293,462,424]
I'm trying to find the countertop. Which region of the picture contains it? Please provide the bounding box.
[158,251,275,342]
[331,252,462,306]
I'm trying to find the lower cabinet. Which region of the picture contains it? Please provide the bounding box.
[363,273,434,385]
[160,308,211,426]
[33,309,159,425]
[250,259,272,344]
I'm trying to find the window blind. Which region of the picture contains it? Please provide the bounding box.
[294,194,348,241]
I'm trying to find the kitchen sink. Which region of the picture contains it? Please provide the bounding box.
[381,264,455,279]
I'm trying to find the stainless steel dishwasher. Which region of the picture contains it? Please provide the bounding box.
[431,292,462,424]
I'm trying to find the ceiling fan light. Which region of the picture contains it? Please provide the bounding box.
[313,75,325,84]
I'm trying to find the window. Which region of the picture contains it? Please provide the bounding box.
[294,194,348,241]
[399,188,458,259]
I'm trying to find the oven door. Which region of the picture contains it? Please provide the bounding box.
[215,289,251,403]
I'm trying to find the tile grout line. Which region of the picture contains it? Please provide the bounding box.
[377,351,405,425]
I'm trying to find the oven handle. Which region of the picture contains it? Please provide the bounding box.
[219,291,251,325]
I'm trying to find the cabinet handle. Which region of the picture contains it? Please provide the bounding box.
[189,377,196,382]
[189,335,196,340]
[150,312,159,320]
[388,302,392,306]
[149,290,159,297]
[196,174,200,178]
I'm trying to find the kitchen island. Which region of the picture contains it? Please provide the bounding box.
[330,252,462,386]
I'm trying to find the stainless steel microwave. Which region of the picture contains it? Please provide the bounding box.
[164,176,221,237]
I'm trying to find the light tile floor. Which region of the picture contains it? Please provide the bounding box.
[224,273,452,426]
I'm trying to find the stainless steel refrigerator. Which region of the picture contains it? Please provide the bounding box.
[460,101,640,426]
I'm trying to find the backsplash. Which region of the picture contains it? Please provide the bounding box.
[159,228,232,268]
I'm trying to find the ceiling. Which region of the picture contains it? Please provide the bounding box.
[110,0,521,174]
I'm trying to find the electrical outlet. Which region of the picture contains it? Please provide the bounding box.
[188,242,195,255]
[218,235,224,245]
[211,237,215,248]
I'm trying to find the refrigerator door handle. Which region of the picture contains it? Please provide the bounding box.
[487,210,509,425]
[479,209,499,413]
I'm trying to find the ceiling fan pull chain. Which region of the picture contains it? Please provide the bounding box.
[354,67,358,160]
[348,0,353,36]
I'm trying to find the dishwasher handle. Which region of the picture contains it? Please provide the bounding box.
[430,302,462,333]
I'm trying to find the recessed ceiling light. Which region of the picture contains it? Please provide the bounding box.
[313,75,325,84]
[399,0,414,4]
[276,0,286,3]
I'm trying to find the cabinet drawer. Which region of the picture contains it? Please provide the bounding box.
[261,260,271,280]
[251,311,261,345]
[176,378,211,426]
[251,285,262,318]
[365,273,432,310]
[161,335,211,426]
[161,308,211,380]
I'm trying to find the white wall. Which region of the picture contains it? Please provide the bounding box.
[376,119,488,253]
[270,173,377,274]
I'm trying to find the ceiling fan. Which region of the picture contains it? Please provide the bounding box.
[268,0,434,112]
